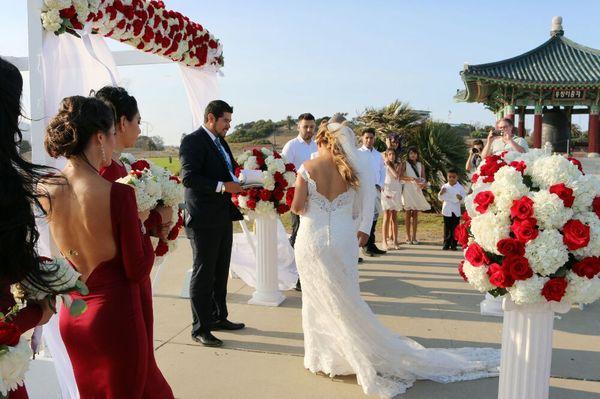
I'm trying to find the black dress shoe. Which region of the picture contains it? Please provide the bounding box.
[371,247,387,255]
[295,279,302,292]
[192,332,223,347]
[210,319,245,331]
[442,246,450,250]
[358,257,364,263]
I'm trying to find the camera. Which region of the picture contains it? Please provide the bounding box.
[471,147,479,154]
[491,130,502,137]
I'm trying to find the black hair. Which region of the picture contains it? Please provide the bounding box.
[298,113,315,121]
[204,100,233,122]
[94,86,138,123]
[361,127,376,136]
[406,146,419,165]
[447,168,459,176]
[0,57,61,292]
[473,139,484,146]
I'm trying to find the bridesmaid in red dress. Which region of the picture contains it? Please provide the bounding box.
[42,96,173,398]
[0,57,55,398]
[95,86,173,397]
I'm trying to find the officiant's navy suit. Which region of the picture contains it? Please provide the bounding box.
[180,126,243,336]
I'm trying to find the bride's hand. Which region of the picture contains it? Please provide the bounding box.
[357,231,369,247]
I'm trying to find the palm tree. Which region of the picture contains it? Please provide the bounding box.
[358,100,425,138]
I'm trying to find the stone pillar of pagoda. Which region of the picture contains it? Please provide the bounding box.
[533,105,543,149]
[504,104,515,121]
[588,105,600,157]
[518,107,526,137]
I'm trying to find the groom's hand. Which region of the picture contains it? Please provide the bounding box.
[357,231,369,247]
[224,181,243,194]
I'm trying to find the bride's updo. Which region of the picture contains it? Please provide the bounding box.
[315,124,360,188]
[45,96,114,158]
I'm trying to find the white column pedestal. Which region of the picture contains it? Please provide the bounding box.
[498,298,570,399]
[480,293,504,317]
[248,215,286,306]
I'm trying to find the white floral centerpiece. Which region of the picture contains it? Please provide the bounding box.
[455,150,600,306]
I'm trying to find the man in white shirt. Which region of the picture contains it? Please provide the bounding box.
[358,128,386,256]
[282,113,316,291]
[437,168,466,250]
[481,118,529,157]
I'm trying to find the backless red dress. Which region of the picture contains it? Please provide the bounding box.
[59,183,173,398]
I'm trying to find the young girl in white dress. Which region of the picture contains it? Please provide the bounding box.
[401,147,431,244]
[381,149,403,249]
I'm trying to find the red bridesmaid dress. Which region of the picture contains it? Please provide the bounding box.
[59,183,173,398]
[0,283,41,399]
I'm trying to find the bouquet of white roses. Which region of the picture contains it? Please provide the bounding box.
[456,150,600,306]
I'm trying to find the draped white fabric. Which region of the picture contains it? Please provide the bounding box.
[178,64,220,128]
[36,30,120,399]
[230,219,298,290]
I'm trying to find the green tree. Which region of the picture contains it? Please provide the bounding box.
[357,100,425,138]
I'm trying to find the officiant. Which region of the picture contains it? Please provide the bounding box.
[180,100,245,348]
[282,113,317,291]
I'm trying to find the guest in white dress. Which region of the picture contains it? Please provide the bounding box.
[381,149,403,249]
[401,147,431,244]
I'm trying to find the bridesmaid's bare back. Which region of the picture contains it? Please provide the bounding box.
[303,156,349,201]
[42,171,116,281]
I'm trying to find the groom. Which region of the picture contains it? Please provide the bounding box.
[180,100,245,347]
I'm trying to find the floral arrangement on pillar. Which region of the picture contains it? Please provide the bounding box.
[456,149,600,306]
[40,0,223,69]
[232,148,296,218]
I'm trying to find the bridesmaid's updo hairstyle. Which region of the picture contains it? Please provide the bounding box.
[45,96,114,159]
[94,86,138,122]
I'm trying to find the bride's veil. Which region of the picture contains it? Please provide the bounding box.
[326,122,375,233]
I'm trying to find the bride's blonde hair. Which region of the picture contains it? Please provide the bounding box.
[314,124,360,188]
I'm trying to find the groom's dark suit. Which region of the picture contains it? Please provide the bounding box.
[179,126,243,337]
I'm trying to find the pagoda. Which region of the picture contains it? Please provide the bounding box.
[455,17,600,155]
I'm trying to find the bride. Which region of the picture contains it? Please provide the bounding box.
[290,123,500,398]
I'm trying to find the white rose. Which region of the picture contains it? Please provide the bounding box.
[244,156,259,170]
[41,9,62,32]
[263,172,275,191]
[525,229,569,276]
[44,0,72,9]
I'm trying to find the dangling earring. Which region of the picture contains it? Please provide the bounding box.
[100,143,107,164]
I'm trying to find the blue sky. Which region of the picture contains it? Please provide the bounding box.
[2,0,600,144]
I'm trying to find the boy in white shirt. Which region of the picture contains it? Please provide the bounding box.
[437,168,466,250]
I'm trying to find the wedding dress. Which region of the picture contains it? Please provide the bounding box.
[294,126,500,398]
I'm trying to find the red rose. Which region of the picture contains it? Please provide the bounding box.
[285,187,295,206]
[246,199,257,210]
[499,151,509,158]
[256,155,265,167]
[59,6,77,19]
[502,256,533,281]
[465,243,489,266]
[0,321,21,346]
[572,257,600,279]
[273,151,282,159]
[549,183,575,208]
[276,203,289,214]
[562,219,591,250]
[461,210,471,228]
[169,175,181,183]
[155,240,169,257]
[488,263,515,288]
[132,170,142,178]
[510,196,534,220]
[592,197,600,218]
[474,191,495,214]
[497,238,525,257]
[511,218,539,243]
[285,163,296,172]
[541,277,568,302]
[454,223,469,249]
[567,157,583,173]
[167,225,181,240]
[259,189,271,201]
[252,149,262,157]
[272,188,285,202]
[471,174,479,184]
[247,188,260,200]
[131,160,150,171]
[458,260,468,282]
[234,167,242,177]
[509,161,527,174]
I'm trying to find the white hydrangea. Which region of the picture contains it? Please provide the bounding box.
[254,200,275,215]
[266,158,286,174]
[88,0,101,13]
[462,261,494,292]
[469,210,511,254]
[116,174,157,212]
[160,178,183,207]
[261,148,274,157]
[143,174,162,198]
[571,212,600,259]
[41,8,62,32]
[524,229,569,275]
[571,174,600,213]
[507,275,547,305]
[244,156,258,170]
[530,154,581,189]
[44,0,72,9]
[0,338,32,396]
[262,172,275,191]
[119,152,136,165]
[532,190,573,229]
[489,166,529,210]
[72,0,89,23]
[237,195,248,209]
[283,171,296,187]
[564,272,600,305]
[237,151,250,165]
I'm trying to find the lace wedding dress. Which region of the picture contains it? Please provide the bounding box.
[294,167,500,398]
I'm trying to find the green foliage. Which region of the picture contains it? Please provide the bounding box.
[404,122,468,211]
[228,119,279,143]
[357,100,426,138]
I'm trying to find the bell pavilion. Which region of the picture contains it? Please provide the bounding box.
[455,17,600,155]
